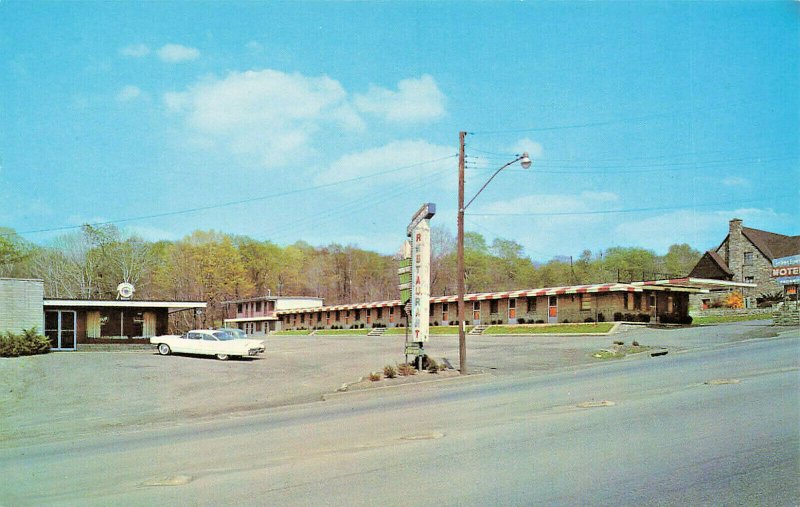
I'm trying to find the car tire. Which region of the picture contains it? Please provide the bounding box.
[216,354,229,361]
[158,343,171,356]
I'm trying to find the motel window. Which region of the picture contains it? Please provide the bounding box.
[527,296,536,312]
[442,303,449,323]
[237,303,243,313]
[355,309,361,321]
[256,301,262,312]
[430,305,434,317]
[389,308,395,323]
[300,314,305,323]
[580,293,592,311]
[634,293,642,311]
[335,310,340,321]
[743,251,753,266]
[744,276,754,284]
[490,300,499,314]
[377,308,383,319]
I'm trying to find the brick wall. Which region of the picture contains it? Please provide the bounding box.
[0,278,44,334]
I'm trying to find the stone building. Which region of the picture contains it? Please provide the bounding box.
[689,218,800,308]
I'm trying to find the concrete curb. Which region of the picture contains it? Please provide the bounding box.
[321,372,490,401]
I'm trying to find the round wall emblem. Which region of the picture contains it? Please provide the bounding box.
[117,282,135,300]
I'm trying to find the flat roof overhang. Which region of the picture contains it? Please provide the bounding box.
[631,278,758,292]
[43,299,207,312]
[223,316,279,323]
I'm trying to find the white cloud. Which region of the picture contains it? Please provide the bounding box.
[354,75,446,123]
[722,176,750,187]
[157,44,201,63]
[510,138,544,159]
[317,139,454,187]
[117,85,143,102]
[119,44,150,58]
[164,69,364,166]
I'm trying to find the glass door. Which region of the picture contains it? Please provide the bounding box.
[44,310,77,350]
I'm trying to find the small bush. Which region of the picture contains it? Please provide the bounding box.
[433,321,439,327]
[632,340,640,347]
[0,328,51,358]
[368,372,381,382]
[584,317,595,323]
[613,312,623,322]
[398,363,416,376]
[682,315,693,325]
[517,318,526,324]
[427,358,439,374]
[597,313,606,322]
[562,319,570,324]
[383,364,397,379]
[638,314,651,323]
[535,319,545,324]
[613,340,624,346]
[624,313,635,322]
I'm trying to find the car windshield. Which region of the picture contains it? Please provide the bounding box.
[213,332,233,341]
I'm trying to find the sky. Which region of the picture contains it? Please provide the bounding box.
[1,1,798,262]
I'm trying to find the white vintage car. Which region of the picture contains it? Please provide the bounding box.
[150,329,265,360]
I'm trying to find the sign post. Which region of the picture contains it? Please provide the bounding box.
[402,203,435,368]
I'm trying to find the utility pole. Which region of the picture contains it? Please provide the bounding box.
[457,131,467,374]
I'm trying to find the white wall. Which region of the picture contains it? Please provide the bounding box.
[0,278,44,334]
[274,298,324,311]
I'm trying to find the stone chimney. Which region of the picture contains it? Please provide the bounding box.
[727,218,744,281]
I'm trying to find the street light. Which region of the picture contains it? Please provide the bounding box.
[457,131,531,374]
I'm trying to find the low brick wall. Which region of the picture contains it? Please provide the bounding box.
[691,308,773,318]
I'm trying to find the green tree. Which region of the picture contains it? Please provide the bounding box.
[663,243,701,277]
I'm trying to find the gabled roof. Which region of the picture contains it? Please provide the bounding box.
[689,250,734,280]
[742,227,800,261]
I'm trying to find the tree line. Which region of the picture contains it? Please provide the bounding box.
[0,225,701,325]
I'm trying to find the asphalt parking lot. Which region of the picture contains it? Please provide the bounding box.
[0,320,787,448]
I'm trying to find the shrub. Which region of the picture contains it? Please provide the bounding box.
[517,318,526,324]
[426,357,439,374]
[383,365,397,379]
[535,319,545,324]
[597,313,606,322]
[632,340,640,347]
[368,372,381,382]
[584,317,596,323]
[433,321,439,327]
[724,291,744,309]
[638,314,651,323]
[0,328,51,358]
[613,312,623,322]
[613,340,624,346]
[398,363,416,376]
[681,315,693,325]
[562,319,570,324]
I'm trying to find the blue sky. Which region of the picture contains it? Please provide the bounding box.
[1,1,797,261]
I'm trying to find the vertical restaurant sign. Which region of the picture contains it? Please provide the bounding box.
[411,219,431,342]
[408,203,435,343]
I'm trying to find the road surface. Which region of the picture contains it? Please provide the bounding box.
[1,333,797,506]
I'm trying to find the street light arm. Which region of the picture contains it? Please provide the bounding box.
[463,154,528,211]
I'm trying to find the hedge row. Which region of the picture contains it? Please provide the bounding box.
[0,328,51,358]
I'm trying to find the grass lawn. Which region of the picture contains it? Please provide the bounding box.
[272,330,311,336]
[486,323,615,334]
[384,326,460,335]
[314,329,372,336]
[693,313,773,325]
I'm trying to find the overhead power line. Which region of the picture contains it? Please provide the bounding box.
[466,196,791,217]
[6,154,458,238]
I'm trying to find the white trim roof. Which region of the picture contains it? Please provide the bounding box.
[276,282,644,315]
[43,299,206,310]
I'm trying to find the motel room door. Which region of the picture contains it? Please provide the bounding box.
[548,296,558,324]
[45,310,77,350]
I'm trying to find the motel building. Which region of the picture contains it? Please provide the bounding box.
[222,295,324,335]
[270,278,752,332]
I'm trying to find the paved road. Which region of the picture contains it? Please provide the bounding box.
[2,332,797,506]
